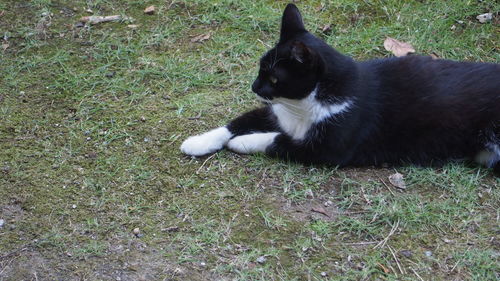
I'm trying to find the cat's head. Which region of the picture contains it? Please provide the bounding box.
[252,4,325,101]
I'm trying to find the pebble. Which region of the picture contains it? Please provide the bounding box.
[424,251,432,257]
[324,200,333,207]
[71,204,77,209]
[256,256,267,264]
[399,250,412,258]
[133,228,140,236]
[0,219,4,228]
[320,271,328,277]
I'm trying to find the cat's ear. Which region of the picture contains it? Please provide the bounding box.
[280,4,306,42]
[290,41,313,64]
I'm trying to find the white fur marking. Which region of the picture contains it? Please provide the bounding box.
[181,127,232,156]
[475,143,500,167]
[271,88,352,140]
[227,132,279,154]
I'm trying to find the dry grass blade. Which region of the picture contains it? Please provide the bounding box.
[374,219,400,249]
[388,245,405,274]
[80,15,128,25]
[191,33,211,43]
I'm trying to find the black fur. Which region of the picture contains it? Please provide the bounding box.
[224,4,500,173]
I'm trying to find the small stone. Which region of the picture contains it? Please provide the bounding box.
[133,228,140,236]
[140,116,146,122]
[305,189,314,199]
[424,251,432,257]
[0,219,5,228]
[320,271,328,277]
[105,72,115,78]
[399,249,412,258]
[144,137,150,142]
[200,262,206,266]
[144,5,155,15]
[1,166,10,174]
[256,256,267,264]
[324,200,333,207]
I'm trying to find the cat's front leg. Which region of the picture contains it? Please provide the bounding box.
[226,132,280,154]
[181,107,278,156]
[180,127,233,156]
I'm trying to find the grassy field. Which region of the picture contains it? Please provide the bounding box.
[0,0,499,280]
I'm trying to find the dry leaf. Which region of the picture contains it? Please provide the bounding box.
[80,15,128,25]
[127,24,139,29]
[311,207,330,217]
[388,173,406,189]
[191,33,211,43]
[476,13,492,24]
[144,5,155,15]
[321,24,332,34]
[378,263,390,273]
[2,43,9,51]
[383,37,415,57]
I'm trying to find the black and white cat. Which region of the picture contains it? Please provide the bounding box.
[181,4,500,174]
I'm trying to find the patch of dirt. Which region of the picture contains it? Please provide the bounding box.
[0,251,53,281]
[274,196,339,222]
[0,240,205,281]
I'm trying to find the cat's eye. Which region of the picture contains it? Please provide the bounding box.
[269,76,278,84]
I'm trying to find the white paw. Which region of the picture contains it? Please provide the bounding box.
[181,127,232,156]
[227,132,279,154]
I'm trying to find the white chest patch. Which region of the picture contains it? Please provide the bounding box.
[271,89,352,140]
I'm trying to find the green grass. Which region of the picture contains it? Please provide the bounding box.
[1,0,499,280]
